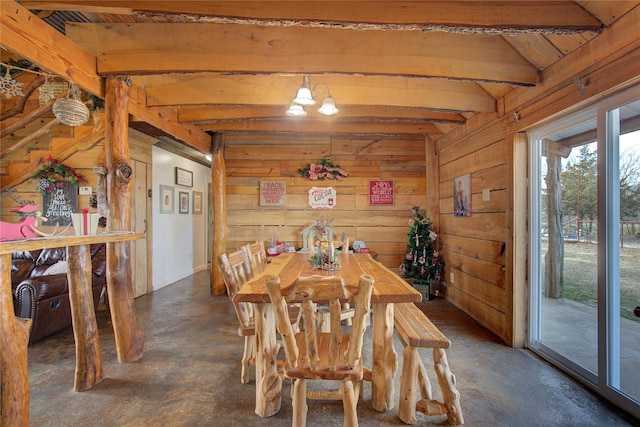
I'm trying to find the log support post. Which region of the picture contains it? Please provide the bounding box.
[104,75,145,362]
[212,132,228,295]
[0,253,31,426]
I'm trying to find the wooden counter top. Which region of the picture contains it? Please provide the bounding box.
[0,231,145,254]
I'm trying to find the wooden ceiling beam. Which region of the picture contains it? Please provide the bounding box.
[67,23,538,86]
[1,2,211,153]
[134,74,495,113]
[128,85,211,153]
[198,119,443,135]
[178,105,466,124]
[1,1,102,96]
[19,1,602,32]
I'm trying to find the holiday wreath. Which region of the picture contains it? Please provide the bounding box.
[31,156,87,194]
[298,158,348,181]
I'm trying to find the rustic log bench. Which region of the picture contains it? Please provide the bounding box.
[394,302,464,425]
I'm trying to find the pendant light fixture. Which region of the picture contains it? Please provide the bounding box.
[291,75,315,106]
[286,75,339,117]
[285,102,307,117]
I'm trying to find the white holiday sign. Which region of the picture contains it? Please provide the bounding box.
[308,187,336,209]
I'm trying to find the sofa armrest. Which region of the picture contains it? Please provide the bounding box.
[14,274,69,319]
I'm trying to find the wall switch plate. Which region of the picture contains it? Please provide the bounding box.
[482,188,491,201]
[79,186,92,195]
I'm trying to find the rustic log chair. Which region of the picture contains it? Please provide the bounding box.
[217,250,256,384]
[218,249,301,384]
[266,273,374,427]
[240,240,268,277]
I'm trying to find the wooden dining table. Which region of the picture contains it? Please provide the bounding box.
[233,252,422,418]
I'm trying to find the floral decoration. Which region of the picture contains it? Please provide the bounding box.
[31,156,87,194]
[309,251,341,270]
[298,158,348,181]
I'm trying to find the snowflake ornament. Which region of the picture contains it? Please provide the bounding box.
[0,69,24,99]
[39,80,55,105]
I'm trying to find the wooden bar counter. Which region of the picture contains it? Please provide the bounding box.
[234,252,422,418]
[0,232,144,427]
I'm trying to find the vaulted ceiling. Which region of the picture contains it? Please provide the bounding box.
[2,1,639,156]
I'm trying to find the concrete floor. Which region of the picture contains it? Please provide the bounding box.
[27,269,638,426]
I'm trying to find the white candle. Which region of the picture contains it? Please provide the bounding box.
[329,242,335,263]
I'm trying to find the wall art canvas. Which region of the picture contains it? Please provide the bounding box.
[454,174,472,217]
[369,180,394,205]
[260,180,286,206]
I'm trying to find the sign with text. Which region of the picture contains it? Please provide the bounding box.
[369,180,394,205]
[308,186,336,209]
[43,181,77,225]
[260,180,286,206]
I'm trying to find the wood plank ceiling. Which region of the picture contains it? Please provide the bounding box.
[1,1,638,156]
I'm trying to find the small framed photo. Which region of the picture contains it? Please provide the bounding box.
[178,191,190,214]
[192,191,203,215]
[159,185,174,214]
[454,174,472,217]
[175,167,193,187]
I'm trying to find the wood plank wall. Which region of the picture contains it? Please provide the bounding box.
[435,6,640,345]
[437,122,509,342]
[223,133,428,269]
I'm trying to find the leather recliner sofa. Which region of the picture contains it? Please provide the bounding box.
[10,243,107,344]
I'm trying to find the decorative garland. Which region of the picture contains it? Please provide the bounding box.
[31,156,87,194]
[298,158,348,181]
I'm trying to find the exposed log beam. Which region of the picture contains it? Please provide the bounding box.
[1,2,211,153]
[178,105,467,124]
[0,2,102,95]
[134,74,496,113]
[128,85,210,152]
[66,23,538,86]
[198,119,443,135]
[19,1,603,33]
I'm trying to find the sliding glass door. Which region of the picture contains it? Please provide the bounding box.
[608,99,640,406]
[528,87,640,418]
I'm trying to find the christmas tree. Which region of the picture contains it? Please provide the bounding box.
[399,207,443,284]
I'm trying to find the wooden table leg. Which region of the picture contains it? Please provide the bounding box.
[0,253,31,426]
[253,302,282,417]
[67,245,105,391]
[371,302,397,412]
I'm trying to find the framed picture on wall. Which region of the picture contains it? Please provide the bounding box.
[192,191,203,214]
[454,174,472,217]
[179,191,190,214]
[175,167,193,187]
[159,185,174,214]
